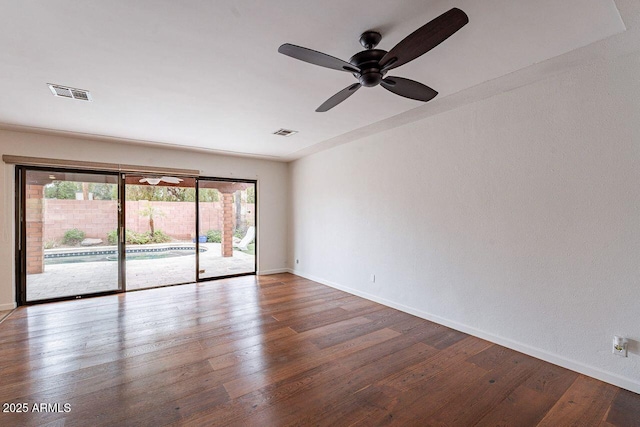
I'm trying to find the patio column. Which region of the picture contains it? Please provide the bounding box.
[26,184,44,274]
[221,192,234,257]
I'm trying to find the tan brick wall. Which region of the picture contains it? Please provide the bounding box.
[44,200,118,242]
[26,184,44,274]
[42,199,255,243]
[221,193,234,257]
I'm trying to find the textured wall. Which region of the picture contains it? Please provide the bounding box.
[289,51,640,392]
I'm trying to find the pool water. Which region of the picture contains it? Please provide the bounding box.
[45,247,206,265]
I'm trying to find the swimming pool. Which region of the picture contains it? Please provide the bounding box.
[45,246,206,265]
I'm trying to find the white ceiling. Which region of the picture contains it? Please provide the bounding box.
[0,0,628,161]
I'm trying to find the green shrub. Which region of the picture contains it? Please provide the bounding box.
[107,229,118,245]
[117,229,172,245]
[44,240,58,249]
[150,230,171,243]
[126,230,150,245]
[206,229,221,243]
[63,228,85,245]
[234,227,247,240]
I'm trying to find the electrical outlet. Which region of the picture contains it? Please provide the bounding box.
[613,336,628,357]
[370,274,375,283]
[296,259,299,264]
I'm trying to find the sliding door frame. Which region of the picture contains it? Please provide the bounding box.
[15,166,26,305]
[195,176,258,282]
[122,173,200,291]
[118,172,127,293]
[15,165,123,305]
[14,165,258,305]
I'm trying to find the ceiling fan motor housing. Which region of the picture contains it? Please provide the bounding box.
[350,49,387,87]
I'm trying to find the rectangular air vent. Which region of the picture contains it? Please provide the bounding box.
[273,128,298,137]
[48,84,92,101]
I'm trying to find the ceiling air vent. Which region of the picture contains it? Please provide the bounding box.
[272,128,298,137]
[47,84,92,101]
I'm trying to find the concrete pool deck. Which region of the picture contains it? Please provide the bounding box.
[27,242,255,301]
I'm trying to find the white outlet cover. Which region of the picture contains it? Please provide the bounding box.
[612,336,628,357]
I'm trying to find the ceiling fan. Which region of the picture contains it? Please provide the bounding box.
[139,176,183,185]
[278,8,468,112]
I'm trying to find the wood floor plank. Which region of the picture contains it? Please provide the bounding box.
[537,376,620,427]
[605,388,640,427]
[175,361,352,426]
[223,327,401,399]
[0,273,638,427]
[352,361,489,426]
[425,348,545,425]
[473,363,581,427]
[309,308,413,349]
[207,335,315,371]
[523,362,580,400]
[286,303,384,333]
[266,342,438,426]
[0,340,206,402]
[380,335,493,393]
[474,384,558,426]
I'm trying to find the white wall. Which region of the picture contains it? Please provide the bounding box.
[0,130,289,309]
[289,51,640,393]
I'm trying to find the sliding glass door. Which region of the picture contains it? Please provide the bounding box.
[197,179,256,280]
[124,175,197,290]
[21,168,121,302]
[17,169,256,304]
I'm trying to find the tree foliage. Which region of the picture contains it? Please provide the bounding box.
[246,186,255,203]
[90,183,117,200]
[44,181,80,199]
[199,188,220,202]
[125,185,219,202]
[44,181,117,200]
[139,202,165,234]
[44,181,232,204]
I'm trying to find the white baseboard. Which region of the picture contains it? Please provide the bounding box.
[0,302,17,311]
[290,269,640,395]
[257,268,290,276]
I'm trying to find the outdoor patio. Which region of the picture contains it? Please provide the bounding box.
[26,242,254,301]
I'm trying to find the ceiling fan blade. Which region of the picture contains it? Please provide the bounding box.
[380,8,468,71]
[140,177,162,185]
[160,176,183,184]
[381,77,438,102]
[278,44,360,74]
[316,83,361,112]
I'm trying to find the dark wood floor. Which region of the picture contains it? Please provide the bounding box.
[0,273,638,426]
